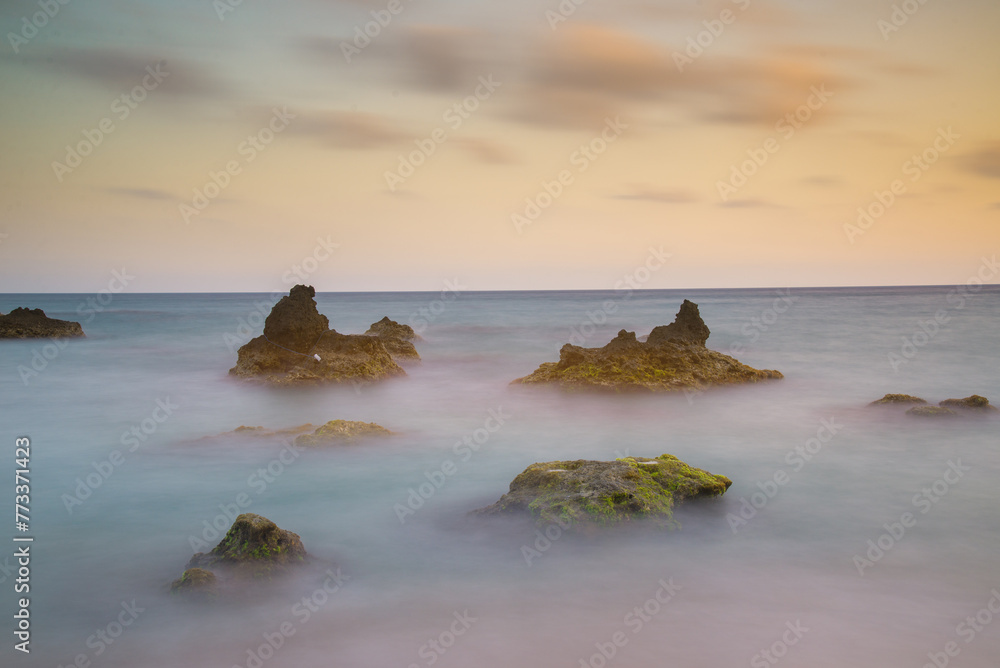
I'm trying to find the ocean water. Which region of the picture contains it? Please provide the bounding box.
[1,286,999,668]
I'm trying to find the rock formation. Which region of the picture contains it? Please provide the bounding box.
[364,316,421,360]
[169,568,218,598]
[474,454,731,528]
[0,307,85,339]
[229,285,411,385]
[184,513,307,581]
[939,395,999,412]
[294,420,393,446]
[512,300,781,392]
[906,406,957,418]
[869,394,927,406]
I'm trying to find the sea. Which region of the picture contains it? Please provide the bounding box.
[1,286,998,668]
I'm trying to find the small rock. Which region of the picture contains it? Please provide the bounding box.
[939,395,999,412]
[294,420,392,446]
[906,406,957,418]
[186,513,307,580]
[0,307,85,339]
[869,394,927,406]
[169,568,218,598]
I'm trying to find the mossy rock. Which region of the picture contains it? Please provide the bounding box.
[869,394,927,406]
[906,406,957,418]
[186,513,307,580]
[474,454,731,528]
[294,420,392,446]
[169,568,218,598]
[939,395,998,412]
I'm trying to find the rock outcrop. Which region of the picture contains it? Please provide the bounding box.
[229,285,410,385]
[939,395,999,412]
[512,300,781,392]
[0,308,85,339]
[869,394,927,406]
[169,568,218,598]
[906,406,957,418]
[294,420,392,446]
[364,316,420,360]
[474,454,731,528]
[185,513,307,581]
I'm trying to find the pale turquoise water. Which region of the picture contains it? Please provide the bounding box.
[1,287,998,667]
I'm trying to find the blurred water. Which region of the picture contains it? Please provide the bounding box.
[1,286,998,667]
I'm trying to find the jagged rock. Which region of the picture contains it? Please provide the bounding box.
[646,300,711,346]
[169,568,218,598]
[294,420,392,446]
[512,301,781,392]
[869,394,927,406]
[0,307,85,339]
[186,514,307,580]
[906,406,957,418]
[229,285,408,385]
[939,395,999,412]
[363,316,421,360]
[474,455,731,528]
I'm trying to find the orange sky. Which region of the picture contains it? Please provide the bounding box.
[1,0,998,292]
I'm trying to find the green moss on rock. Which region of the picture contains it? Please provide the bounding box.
[474,454,731,528]
[294,419,392,446]
[869,394,927,406]
[169,568,218,597]
[939,395,999,412]
[186,513,307,580]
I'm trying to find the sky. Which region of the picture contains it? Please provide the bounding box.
[0,0,998,292]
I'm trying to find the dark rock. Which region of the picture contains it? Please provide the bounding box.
[906,406,957,418]
[169,568,218,598]
[364,317,421,360]
[294,420,392,446]
[186,513,307,580]
[230,285,408,385]
[0,307,85,339]
[474,454,731,528]
[646,300,711,346]
[512,300,781,392]
[869,394,927,406]
[939,395,999,412]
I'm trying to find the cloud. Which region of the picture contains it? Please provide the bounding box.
[287,111,411,149]
[455,137,516,164]
[960,143,1000,179]
[103,187,179,201]
[612,186,697,204]
[718,198,782,209]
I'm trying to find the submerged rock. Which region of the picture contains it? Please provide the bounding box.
[364,317,421,360]
[939,395,999,412]
[869,394,927,406]
[169,568,218,598]
[906,406,957,418]
[512,300,781,392]
[0,307,85,339]
[474,454,731,528]
[229,285,409,385]
[294,420,392,446]
[185,513,307,580]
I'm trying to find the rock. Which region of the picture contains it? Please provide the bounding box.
[512,301,781,392]
[364,317,421,360]
[169,568,218,598]
[229,285,408,385]
[186,513,307,580]
[0,307,85,339]
[228,424,316,438]
[939,395,999,412]
[906,406,957,418]
[474,454,731,528]
[294,420,392,446]
[869,394,927,406]
[646,300,711,346]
